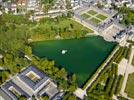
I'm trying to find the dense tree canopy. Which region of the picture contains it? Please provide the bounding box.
[0,14,80,99]
[118,6,134,25]
[0,14,32,53]
[41,0,55,13]
[41,0,55,4]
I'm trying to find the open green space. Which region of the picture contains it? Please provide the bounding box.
[87,10,98,15]
[32,36,116,86]
[31,17,93,41]
[81,13,91,19]
[125,73,134,99]
[96,14,107,20]
[90,17,101,25]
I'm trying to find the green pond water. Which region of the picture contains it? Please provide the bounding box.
[32,36,116,87]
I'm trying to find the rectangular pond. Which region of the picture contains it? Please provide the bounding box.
[32,36,116,87]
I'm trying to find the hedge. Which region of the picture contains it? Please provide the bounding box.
[110,75,118,97]
[82,45,119,90]
[115,75,124,95]
[105,76,114,93]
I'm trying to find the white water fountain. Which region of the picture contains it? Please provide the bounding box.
[61,50,67,54]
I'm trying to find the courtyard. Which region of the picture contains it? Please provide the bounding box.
[102,24,122,42]
[74,6,117,34]
[80,9,108,26]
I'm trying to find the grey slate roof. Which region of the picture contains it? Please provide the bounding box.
[51,92,64,100]
[18,65,49,91]
[37,82,59,99]
[0,88,12,100]
[0,65,60,100]
[1,81,30,100]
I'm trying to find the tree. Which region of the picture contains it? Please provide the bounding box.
[72,74,77,84]
[67,11,74,18]
[0,5,2,10]
[68,85,76,93]
[0,71,9,84]
[66,0,72,10]
[58,79,68,90]
[43,4,51,14]
[42,96,49,100]
[57,68,67,79]
[18,95,27,100]
[24,46,32,56]
[118,6,134,25]
[68,95,76,100]
[97,1,104,9]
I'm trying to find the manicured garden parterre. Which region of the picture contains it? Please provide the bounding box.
[90,17,101,25]
[81,13,91,19]
[87,10,97,15]
[80,9,108,26]
[96,14,107,20]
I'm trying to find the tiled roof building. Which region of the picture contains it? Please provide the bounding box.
[0,66,62,100]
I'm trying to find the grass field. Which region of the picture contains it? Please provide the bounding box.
[90,17,101,25]
[96,14,107,20]
[125,73,134,99]
[87,10,97,15]
[81,13,91,19]
[31,17,94,41]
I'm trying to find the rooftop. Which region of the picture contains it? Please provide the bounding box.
[18,65,49,91]
[1,81,30,100]
[0,65,60,100]
[0,88,12,100]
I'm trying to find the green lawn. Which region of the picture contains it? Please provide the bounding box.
[131,56,134,66]
[81,13,91,19]
[96,14,107,20]
[87,10,97,15]
[90,17,101,25]
[31,17,94,41]
[125,73,134,99]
